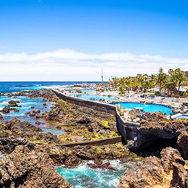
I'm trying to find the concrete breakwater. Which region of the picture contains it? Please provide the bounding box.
[54,136,122,147]
[52,89,128,144]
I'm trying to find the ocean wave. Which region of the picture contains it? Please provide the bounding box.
[0,101,9,105]
[15,85,29,87]
[55,159,132,188]
[40,85,63,89]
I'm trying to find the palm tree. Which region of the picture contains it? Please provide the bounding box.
[110,77,119,90]
[174,68,187,93]
[150,74,157,88]
[125,77,134,93]
[136,74,144,91]
[119,77,126,94]
[167,68,187,94]
[156,67,168,93]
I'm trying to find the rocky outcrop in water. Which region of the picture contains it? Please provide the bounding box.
[28,89,57,101]
[1,105,20,114]
[0,113,3,120]
[8,100,20,107]
[1,106,11,113]
[0,145,74,188]
[87,158,116,170]
[118,147,188,188]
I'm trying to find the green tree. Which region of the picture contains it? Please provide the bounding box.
[156,67,168,93]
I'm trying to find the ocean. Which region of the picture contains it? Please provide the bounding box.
[0,81,101,93]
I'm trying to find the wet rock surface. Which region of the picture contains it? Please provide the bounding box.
[0,105,21,114]
[28,89,56,101]
[1,106,11,113]
[3,118,63,145]
[0,145,74,188]
[0,113,3,120]
[8,100,20,107]
[87,158,116,171]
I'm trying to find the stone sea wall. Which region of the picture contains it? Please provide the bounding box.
[52,89,127,143]
[55,136,122,147]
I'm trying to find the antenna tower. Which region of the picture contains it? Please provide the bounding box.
[101,68,103,88]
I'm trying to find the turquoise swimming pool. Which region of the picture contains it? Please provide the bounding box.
[111,102,172,115]
[70,94,117,100]
[81,89,96,93]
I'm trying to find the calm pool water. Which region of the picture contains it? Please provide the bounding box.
[112,102,172,115]
[56,160,132,188]
[81,89,96,93]
[70,94,117,101]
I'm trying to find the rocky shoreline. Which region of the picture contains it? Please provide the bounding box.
[1,89,188,187]
[0,89,140,187]
[0,145,73,188]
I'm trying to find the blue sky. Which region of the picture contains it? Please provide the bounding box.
[0,0,188,80]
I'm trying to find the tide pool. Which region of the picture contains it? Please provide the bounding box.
[56,160,132,188]
[112,102,172,115]
[0,96,65,135]
[0,96,52,121]
[41,127,65,135]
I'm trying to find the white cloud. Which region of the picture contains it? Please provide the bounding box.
[0,49,187,81]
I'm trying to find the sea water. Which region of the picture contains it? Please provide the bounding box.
[0,96,66,135]
[0,81,101,93]
[0,154,4,159]
[56,160,132,188]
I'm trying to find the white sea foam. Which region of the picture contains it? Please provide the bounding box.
[40,85,63,89]
[0,101,9,105]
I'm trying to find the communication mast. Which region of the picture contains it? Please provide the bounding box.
[101,68,103,88]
